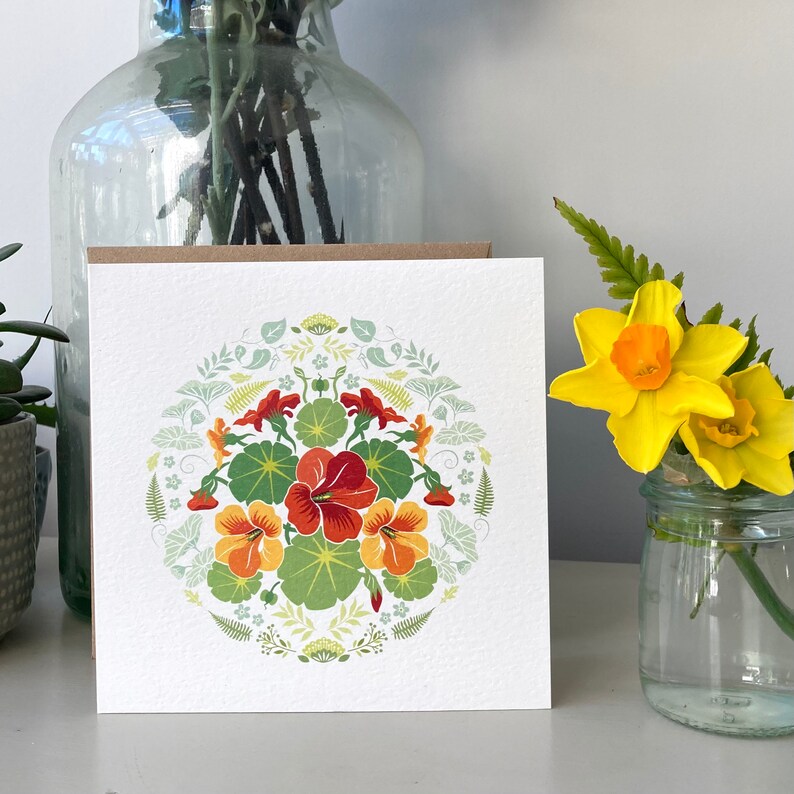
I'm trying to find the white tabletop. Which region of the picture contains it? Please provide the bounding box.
[1,539,790,793]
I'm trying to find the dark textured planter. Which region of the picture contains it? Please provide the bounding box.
[0,414,37,641]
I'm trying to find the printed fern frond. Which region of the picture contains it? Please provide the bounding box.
[391,610,434,641]
[554,198,682,310]
[210,612,252,642]
[224,380,272,415]
[365,378,414,412]
[474,468,494,518]
[146,474,167,523]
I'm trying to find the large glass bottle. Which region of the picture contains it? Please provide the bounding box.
[50,0,424,617]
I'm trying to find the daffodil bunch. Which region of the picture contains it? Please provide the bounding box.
[550,199,794,496]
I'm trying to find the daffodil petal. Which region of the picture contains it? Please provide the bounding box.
[745,399,794,459]
[626,281,683,355]
[606,392,685,473]
[679,422,744,489]
[670,325,747,381]
[732,363,786,403]
[736,443,794,496]
[574,308,627,365]
[549,358,639,417]
[656,372,734,418]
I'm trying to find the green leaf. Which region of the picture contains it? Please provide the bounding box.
[405,376,460,404]
[207,563,262,603]
[698,303,724,325]
[151,425,203,451]
[12,333,43,371]
[350,439,414,500]
[382,558,438,602]
[176,379,232,410]
[163,515,201,566]
[261,319,287,344]
[185,547,214,588]
[0,396,21,422]
[210,612,252,642]
[0,320,69,343]
[161,399,196,420]
[0,243,22,262]
[553,198,678,308]
[366,347,392,368]
[22,403,55,427]
[439,510,478,563]
[0,360,23,394]
[227,441,298,504]
[440,586,459,604]
[224,380,272,415]
[440,394,476,415]
[386,370,409,381]
[474,468,494,518]
[294,398,348,448]
[184,589,202,607]
[146,474,167,523]
[428,542,457,584]
[154,38,210,137]
[392,609,434,640]
[230,373,252,384]
[350,317,376,343]
[365,378,414,412]
[478,446,492,465]
[726,315,760,376]
[277,534,363,610]
[435,421,486,446]
[237,348,271,370]
[146,452,161,472]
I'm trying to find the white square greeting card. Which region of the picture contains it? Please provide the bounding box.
[88,249,549,713]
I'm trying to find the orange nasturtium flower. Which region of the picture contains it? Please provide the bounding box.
[360,499,429,576]
[679,364,794,495]
[408,414,434,465]
[207,418,233,468]
[214,502,285,578]
[549,280,748,473]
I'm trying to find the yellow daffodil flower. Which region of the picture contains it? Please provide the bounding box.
[679,364,794,495]
[549,280,748,473]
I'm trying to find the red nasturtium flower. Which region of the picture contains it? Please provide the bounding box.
[424,484,455,507]
[361,499,430,576]
[187,490,219,511]
[234,390,301,432]
[341,388,407,444]
[214,501,284,578]
[285,448,378,542]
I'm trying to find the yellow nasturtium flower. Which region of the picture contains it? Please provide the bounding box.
[679,364,794,495]
[549,280,748,473]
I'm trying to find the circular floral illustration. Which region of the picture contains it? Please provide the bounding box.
[144,314,494,663]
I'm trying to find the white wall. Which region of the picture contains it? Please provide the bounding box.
[3,1,793,559]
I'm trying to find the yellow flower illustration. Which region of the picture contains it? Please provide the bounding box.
[679,364,794,495]
[549,280,748,473]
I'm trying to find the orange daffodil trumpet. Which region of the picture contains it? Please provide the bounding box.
[679,365,794,495]
[550,280,749,473]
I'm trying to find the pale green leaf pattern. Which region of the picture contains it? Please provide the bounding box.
[151,426,203,451]
[439,510,478,563]
[185,547,215,588]
[428,542,457,584]
[164,515,202,566]
[435,421,486,446]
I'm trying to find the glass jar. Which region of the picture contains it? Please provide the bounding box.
[640,469,794,736]
[50,0,424,617]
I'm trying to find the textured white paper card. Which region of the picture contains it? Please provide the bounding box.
[89,257,549,713]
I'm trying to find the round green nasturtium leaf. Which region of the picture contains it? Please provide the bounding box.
[277,534,363,610]
[207,563,262,604]
[350,438,414,500]
[382,558,438,602]
[294,398,348,448]
[227,441,298,504]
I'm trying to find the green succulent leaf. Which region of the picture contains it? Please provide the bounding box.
[350,438,414,500]
[227,441,298,504]
[294,398,348,448]
[3,385,52,405]
[0,361,23,394]
[0,321,69,343]
[0,243,22,262]
[0,396,22,422]
[277,534,363,610]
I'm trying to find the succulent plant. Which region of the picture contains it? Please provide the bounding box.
[0,243,69,424]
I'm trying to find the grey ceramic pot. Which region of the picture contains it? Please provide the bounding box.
[0,413,37,641]
[34,446,52,544]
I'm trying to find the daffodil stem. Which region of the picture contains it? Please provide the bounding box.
[726,545,794,641]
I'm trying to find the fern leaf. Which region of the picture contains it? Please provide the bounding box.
[699,303,723,325]
[365,378,414,412]
[146,475,167,522]
[474,468,494,518]
[224,380,272,415]
[726,316,760,376]
[391,610,434,640]
[554,198,678,308]
[210,612,252,642]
